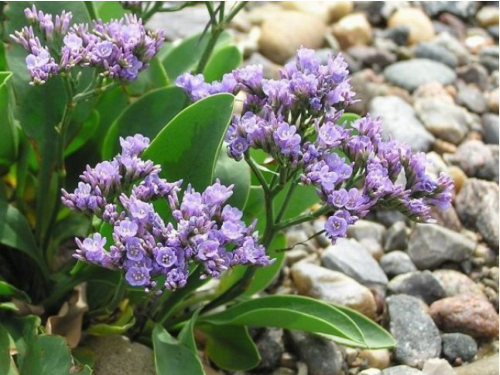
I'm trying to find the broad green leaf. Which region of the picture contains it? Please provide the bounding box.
[0,322,18,375]
[65,110,100,156]
[214,146,250,210]
[152,325,204,375]
[21,335,73,375]
[242,186,264,219]
[87,303,135,336]
[95,0,126,21]
[0,281,30,302]
[200,324,260,371]
[203,45,242,82]
[331,304,395,349]
[126,57,169,96]
[338,112,361,129]
[0,199,48,277]
[102,86,186,159]
[162,31,232,81]
[94,87,129,152]
[177,308,201,352]
[0,72,18,172]
[200,295,368,347]
[1,315,41,367]
[143,94,235,191]
[274,183,319,221]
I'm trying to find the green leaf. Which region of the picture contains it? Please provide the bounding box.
[152,325,204,375]
[0,322,18,375]
[95,0,126,21]
[0,199,48,277]
[330,304,395,349]
[21,335,73,375]
[274,183,319,221]
[126,57,169,96]
[200,295,369,348]
[1,315,40,369]
[94,87,129,152]
[338,112,361,129]
[162,31,232,81]
[65,110,100,156]
[143,94,235,191]
[214,146,250,210]
[177,308,201,352]
[102,86,187,159]
[0,72,18,172]
[203,45,242,82]
[87,304,135,336]
[200,324,260,371]
[0,281,30,302]
[242,186,264,219]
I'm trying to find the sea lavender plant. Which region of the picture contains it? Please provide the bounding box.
[10,5,164,85]
[62,134,271,293]
[177,47,454,244]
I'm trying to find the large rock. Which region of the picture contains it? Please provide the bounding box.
[291,261,377,318]
[414,97,471,144]
[380,251,417,278]
[447,140,499,182]
[84,336,155,375]
[384,59,456,92]
[433,269,487,300]
[387,295,442,368]
[455,179,499,248]
[388,271,446,305]
[322,239,388,288]
[408,224,476,269]
[441,333,478,364]
[259,11,326,64]
[388,8,434,45]
[429,294,499,338]
[288,330,344,375]
[332,13,372,49]
[369,96,435,152]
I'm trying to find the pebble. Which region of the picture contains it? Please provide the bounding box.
[388,271,446,304]
[433,269,487,300]
[487,87,499,113]
[429,205,463,233]
[332,13,373,49]
[381,366,423,375]
[414,97,471,144]
[381,25,410,46]
[388,8,435,45]
[380,251,417,278]
[429,294,500,338]
[479,46,499,72]
[482,113,499,145]
[84,336,155,375]
[288,331,344,375]
[454,353,499,375]
[369,96,435,152]
[322,238,389,288]
[446,165,468,193]
[384,59,456,92]
[387,295,442,368]
[441,333,478,364]
[455,85,488,114]
[414,42,458,68]
[456,63,489,90]
[455,178,499,248]
[422,1,477,19]
[259,11,326,64]
[434,32,471,65]
[245,53,281,79]
[291,261,377,318]
[421,358,455,375]
[359,349,391,370]
[408,224,476,269]
[476,6,500,28]
[347,46,396,69]
[255,328,285,372]
[447,140,499,182]
[347,220,386,244]
[148,5,209,40]
[383,221,408,251]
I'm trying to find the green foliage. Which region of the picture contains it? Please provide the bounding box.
[203,45,242,82]
[0,72,17,173]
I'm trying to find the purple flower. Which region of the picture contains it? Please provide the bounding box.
[75,233,107,263]
[156,247,177,268]
[197,240,219,261]
[115,219,138,239]
[325,213,348,240]
[125,266,150,286]
[203,180,233,206]
[273,123,301,158]
[125,237,144,261]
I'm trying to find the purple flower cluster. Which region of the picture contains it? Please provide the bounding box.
[10,5,164,85]
[177,48,454,243]
[62,134,271,293]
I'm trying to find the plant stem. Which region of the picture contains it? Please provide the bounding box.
[275,205,332,230]
[275,180,297,223]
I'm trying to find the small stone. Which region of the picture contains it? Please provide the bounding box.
[359,349,391,370]
[482,113,499,145]
[429,294,499,338]
[479,46,499,72]
[84,336,155,375]
[433,139,457,155]
[421,358,455,375]
[433,270,487,300]
[245,53,281,79]
[434,32,471,66]
[288,331,344,375]
[388,8,434,45]
[381,366,423,375]
[456,64,489,90]
[281,1,331,23]
[360,369,384,375]
[383,221,408,251]
[259,11,326,64]
[446,166,467,194]
[347,46,396,69]
[414,43,458,68]
[455,178,499,248]
[380,251,417,278]
[148,5,209,41]
[487,87,499,113]
[441,333,478,364]
[429,205,463,233]
[332,13,372,49]
[360,238,384,261]
[422,1,477,19]
[447,140,499,182]
[454,353,499,375]
[255,329,285,372]
[388,271,446,304]
[381,25,410,46]
[408,224,476,269]
[347,220,386,244]
[369,96,434,152]
[387,295,442,368]
[456,85,488,114]
[322,238,389,288]
[291,261,377,318]
[384,59,456,92]
[326,1,355,22]
[476,6,499,28]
